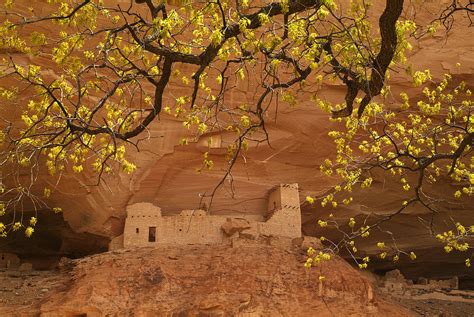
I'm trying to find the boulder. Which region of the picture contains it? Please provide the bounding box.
[240,226,259,240]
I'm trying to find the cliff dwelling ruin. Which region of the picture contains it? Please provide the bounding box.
[110,184,301,250]
[0,253,20,269]
[380,269,460,294]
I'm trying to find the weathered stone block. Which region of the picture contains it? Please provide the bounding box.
[18,262,33,272]
[221,218,251,236]
[240,225,259,240]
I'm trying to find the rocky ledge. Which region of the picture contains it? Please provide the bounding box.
[0,237,410,316]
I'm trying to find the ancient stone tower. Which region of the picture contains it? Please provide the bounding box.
[262,183,301,238]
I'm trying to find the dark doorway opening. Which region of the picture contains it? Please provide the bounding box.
[148,227,156,242]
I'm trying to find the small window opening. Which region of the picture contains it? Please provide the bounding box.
[136,228,139,234]
[148,227,156,242]
[1,254,4,260]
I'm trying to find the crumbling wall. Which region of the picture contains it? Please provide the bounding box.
[109,234,124,250]
[156,210,228,245]
[259,208,301,238]
[123,205,229,247]
[380,269,459,296]
[427,277,458,289]
[0,253,20,269]
[381,269,408,294]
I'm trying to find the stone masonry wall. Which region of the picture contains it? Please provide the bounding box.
[124,205,230,248]
[260,184,301,238]
[119,184,301,249]
[123,203,163,248]
[0,253,20,269]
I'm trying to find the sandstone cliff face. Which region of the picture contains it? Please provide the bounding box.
[0,241,412,316]
[0,1,472,280]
